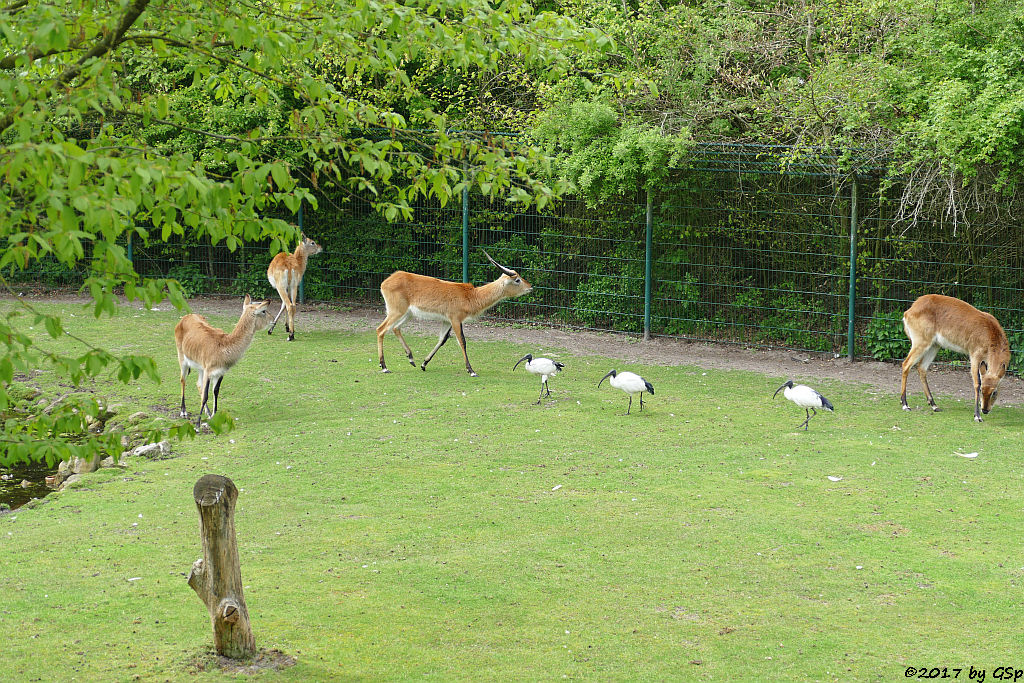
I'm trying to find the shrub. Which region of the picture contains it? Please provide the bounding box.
[657,272,704,335]
[863,311,909,361]
[167,263,213,298]
[572,250,643,332]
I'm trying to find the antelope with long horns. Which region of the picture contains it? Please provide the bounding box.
[267,233,322,341]
[175,294,270,430]
[376,250,532,376]
[900,294,1011,422]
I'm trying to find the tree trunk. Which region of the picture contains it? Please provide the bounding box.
[187,474,256,659]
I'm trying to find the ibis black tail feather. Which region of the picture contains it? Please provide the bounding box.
[644,380,655,395]
[819,394,834,411]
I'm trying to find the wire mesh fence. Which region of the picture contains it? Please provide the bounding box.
[12,143,1024,371]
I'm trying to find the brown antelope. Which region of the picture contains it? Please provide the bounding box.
[267,233,322,341]
[175,294,270,430]
[376,250,532,376]
[900,294,1011,422]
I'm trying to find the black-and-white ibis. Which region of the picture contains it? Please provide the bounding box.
[513,354,565,404]
[773,379,834,430]
[598,369,654,415]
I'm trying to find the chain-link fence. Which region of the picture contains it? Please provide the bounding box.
[14,143,1024,371]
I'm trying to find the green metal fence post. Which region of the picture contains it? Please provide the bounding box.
[643,189,653,341]
[462,180,470,283]
[847,176,858,360]
[297,198,305,303]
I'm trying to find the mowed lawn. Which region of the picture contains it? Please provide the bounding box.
[2,299,1023,681]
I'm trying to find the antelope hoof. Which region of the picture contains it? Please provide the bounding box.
[469,372,478,377]
[974,415,984,423]
[381,368,391,374]
[408,359,416,367]
[901,405,911,411]
[930,405,941,412]
[288,334,295,341]
[420,364,427,372]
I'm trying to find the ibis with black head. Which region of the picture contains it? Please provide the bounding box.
[513,354,565,404]
[598,369,654,415]
[773,379,833,430]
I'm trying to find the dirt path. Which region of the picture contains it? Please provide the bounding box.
[185,296,1024,407]
[15,292,1024,406]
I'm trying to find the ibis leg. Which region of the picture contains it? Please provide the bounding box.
[536,382,544,405]
[797,407,818,430]
[626,394,632,415]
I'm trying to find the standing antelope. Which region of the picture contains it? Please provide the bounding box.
[376,250,532,376]
[267,233,322,341]
[900,294,1011,422]
[175,294,270,430]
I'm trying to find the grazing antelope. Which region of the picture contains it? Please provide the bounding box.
[900,294,1011,422]
[376,250,532,376]
[175,295,270,430]
[267,233,322,341]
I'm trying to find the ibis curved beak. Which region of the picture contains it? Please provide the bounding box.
[513,354,531,371]
[773,383,788,399]
[598,370,615,388]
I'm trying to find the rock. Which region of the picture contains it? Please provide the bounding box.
[60,474,82,489]
[86,415,104,433]
[58,460,71,477]
[98,403,120,421]
[20,479,31,488]
[130,440,172,458]
[127,411,148,423]
[100,456,116,468]
[71,454,101,475]
[120,434,131,448]
[131,442,160,457]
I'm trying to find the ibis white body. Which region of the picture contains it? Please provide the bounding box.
[513,354,565,403]
[598,369,654,415]
[773,380,833,430]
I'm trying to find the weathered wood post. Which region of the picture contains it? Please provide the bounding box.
[188,474,256,659]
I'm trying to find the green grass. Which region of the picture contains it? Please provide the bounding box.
[2,299,1023,680]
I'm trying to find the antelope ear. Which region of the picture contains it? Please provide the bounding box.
[243,294,252,307]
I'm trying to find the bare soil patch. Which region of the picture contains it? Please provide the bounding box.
[15,292,1024,406]
[188,648,296,675]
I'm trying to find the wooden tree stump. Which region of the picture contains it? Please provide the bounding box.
[188,474,256,659]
